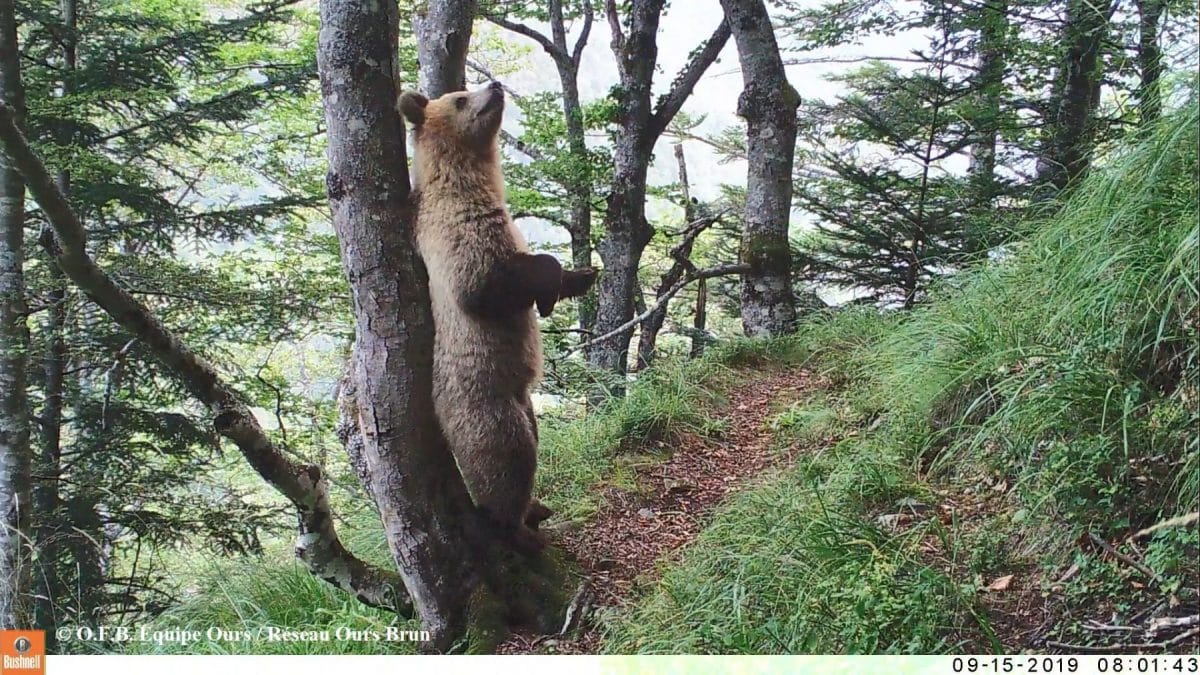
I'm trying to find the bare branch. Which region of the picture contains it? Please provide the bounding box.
[1128,511,1199,541]
[499,128,545,160]
[1045,627,1200,653]
[486,13,569,68]
[511,210,570,230]
[648,19,732,141]
[465,59,524,101]
[572,0,595,66]
[561,262,749,358]
[605,0,625,53]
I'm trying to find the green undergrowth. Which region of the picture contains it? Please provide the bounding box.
[107,336,749,654]
[602,104,1199,653]
[107,103,1197,657]
[536,355,735,521]
[109,526,425,655]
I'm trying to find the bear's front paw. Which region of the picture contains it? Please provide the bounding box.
[559,267,598,299]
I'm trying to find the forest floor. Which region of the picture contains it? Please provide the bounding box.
[498,363,1200,655]
[499,369,820,654]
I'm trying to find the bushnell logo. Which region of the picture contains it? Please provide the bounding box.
[0,630,44,674]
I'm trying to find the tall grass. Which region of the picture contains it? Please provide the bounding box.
[873,102,1199,532]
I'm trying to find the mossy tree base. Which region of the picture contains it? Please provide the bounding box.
[459,545,582,654]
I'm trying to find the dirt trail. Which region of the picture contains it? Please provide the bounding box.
[501,369,813,654]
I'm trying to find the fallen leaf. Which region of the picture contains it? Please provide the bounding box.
[987,574,1014,591]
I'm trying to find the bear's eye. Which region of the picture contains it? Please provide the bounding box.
[455,97,468,110]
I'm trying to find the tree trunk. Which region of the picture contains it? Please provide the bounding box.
[721,0,798,337]
[320,0,572,651]
[590,202,648,385]
[35,0,76,644]
[569,223,595,330]
[552,0,597,334]
[587,0,729,392]
[0,0,31,630]
[1035,0,1115,193]
[587,1,660,383]
[64,496,104,626]
[414,0,478,96]
[319,0,482,647]
[968,0,1006,207]
[32,281,67,639]
[691,278,707,358]
[1136,0,1165,127]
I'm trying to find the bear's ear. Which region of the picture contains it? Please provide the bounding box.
[398,92,428,126]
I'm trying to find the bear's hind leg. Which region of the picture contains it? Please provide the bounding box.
[477,503,546,556]
[524,499,553,529]
[509,523,547,556]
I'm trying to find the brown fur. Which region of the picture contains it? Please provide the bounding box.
[400,83,594,554]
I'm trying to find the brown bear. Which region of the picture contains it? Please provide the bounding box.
[399,82,595,554]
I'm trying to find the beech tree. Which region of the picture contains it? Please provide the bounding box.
[1135,0,1165,127]
[720,0,799,337]
[323,0,569,649]
[585,0,730,389]
[1034,0,1116,193]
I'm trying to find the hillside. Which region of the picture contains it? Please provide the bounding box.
[115,103,1199,655]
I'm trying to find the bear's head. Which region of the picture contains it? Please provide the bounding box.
[399,82,505,189]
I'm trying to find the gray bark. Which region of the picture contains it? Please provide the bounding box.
[721,0,798,337]
[415,0,478,97]
[553,0,597,333]
[0,101,414,626]
[324,1,576,649]
[319,0,484,647]
[1035,0,1116,194]
[588,0,730,387]
[1136,0,1165,127]
[0,0,31,630]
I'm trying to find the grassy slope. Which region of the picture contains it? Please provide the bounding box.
[112,105,1196,655]
[110,350,735,654]
[602,105,1199,653]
